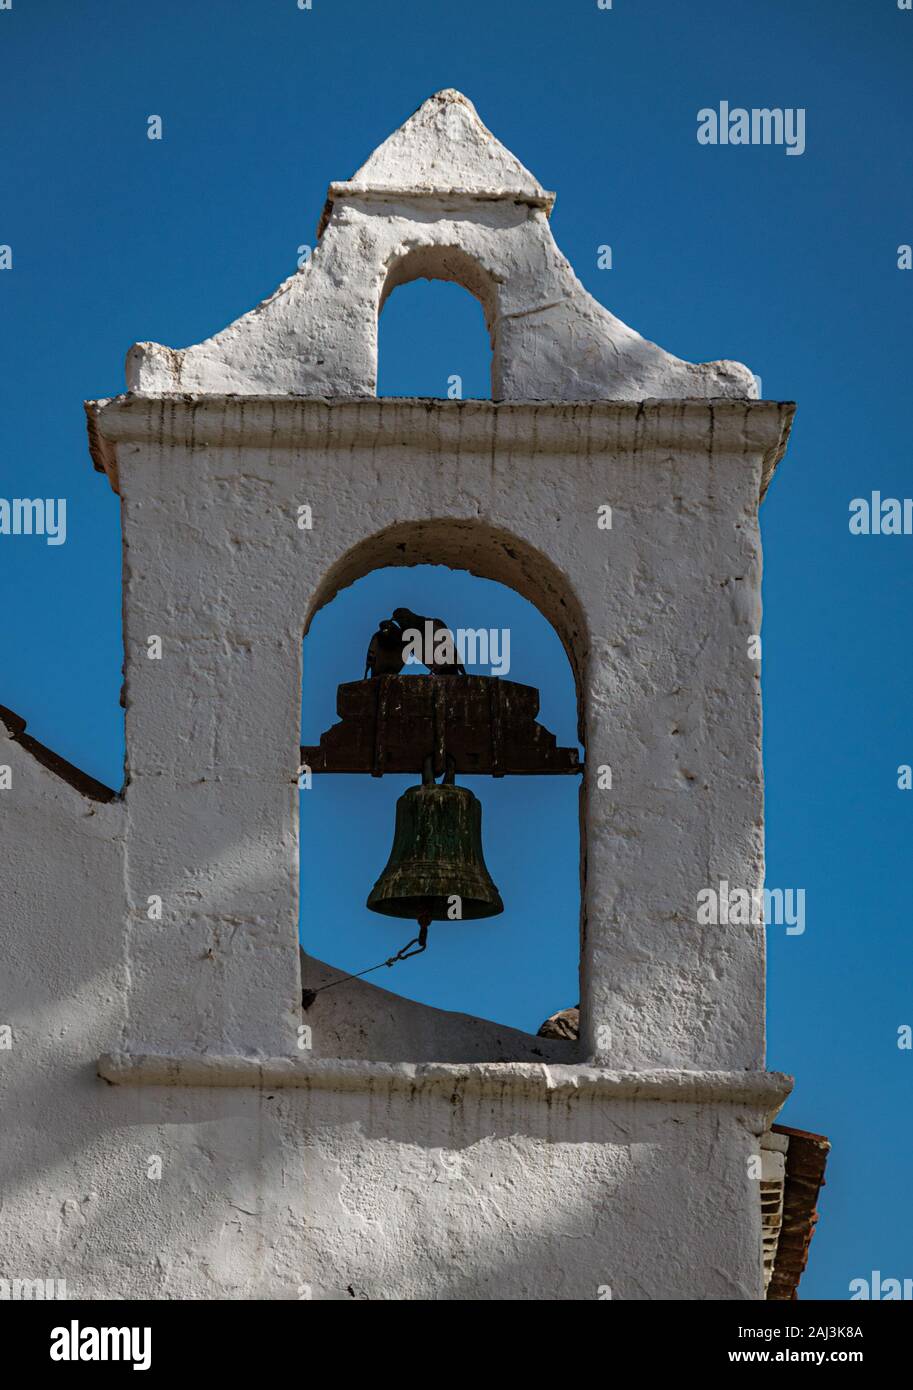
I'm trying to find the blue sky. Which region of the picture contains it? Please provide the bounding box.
[2,0,912,1299]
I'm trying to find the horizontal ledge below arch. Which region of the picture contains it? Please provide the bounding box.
[318,183,556,235]
[97,1052,793,1106]
[326,182,555,205]
[85,396,795,497]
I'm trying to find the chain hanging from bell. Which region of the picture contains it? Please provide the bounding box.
[367,755,504,925]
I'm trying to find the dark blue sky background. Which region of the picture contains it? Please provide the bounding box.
[2,0,912,1299]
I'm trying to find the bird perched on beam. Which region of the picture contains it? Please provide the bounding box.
[364,619,406,679]
[392,607,466,676]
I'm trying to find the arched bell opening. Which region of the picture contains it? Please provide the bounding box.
[377,244,500,399]
[305,518,588,741]
[298,538,588,1049]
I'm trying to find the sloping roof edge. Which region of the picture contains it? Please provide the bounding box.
[0,705,119,803]
[767,1123,831,1300]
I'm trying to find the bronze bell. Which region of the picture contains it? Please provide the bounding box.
[367,757,504,923]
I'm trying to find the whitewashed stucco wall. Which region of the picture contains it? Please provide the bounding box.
[0,718,786,1300]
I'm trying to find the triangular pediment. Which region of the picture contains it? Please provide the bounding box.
[344,89,550,201]
[115,88,761,407]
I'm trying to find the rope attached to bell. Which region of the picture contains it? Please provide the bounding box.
[301,915,431,1010]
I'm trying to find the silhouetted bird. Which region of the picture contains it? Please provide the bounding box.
[364,619,406,679]
[392,607,466,676]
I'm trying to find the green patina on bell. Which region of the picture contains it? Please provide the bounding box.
[367,759,504,923]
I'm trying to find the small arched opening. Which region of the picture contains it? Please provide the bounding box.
[377,245,499,399]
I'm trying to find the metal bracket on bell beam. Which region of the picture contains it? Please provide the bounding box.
[301,674,580,777]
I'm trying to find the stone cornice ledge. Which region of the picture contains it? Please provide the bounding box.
[85,396,795,500]
[97,1053,793,1106]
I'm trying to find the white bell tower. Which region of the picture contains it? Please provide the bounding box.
[2,90,794,1299]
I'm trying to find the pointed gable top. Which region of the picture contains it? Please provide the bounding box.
[112,86,763,408]
[320,89,553,233]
